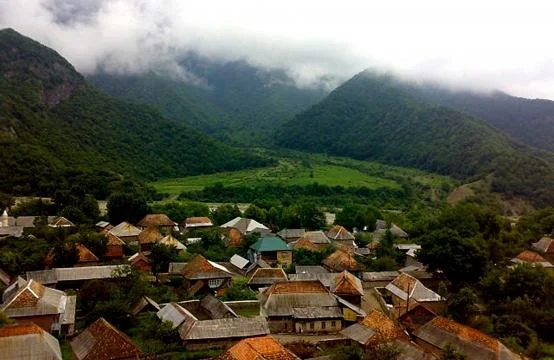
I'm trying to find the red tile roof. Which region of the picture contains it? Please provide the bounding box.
[516,250,548,263]
[293,237,320,251]
[76,243,99,263]
[323,248,363,272]
[185,217,213,225]
[429,316,499,352]
[137,214,176,227]
[361,310,402,344]
[0,322,43,337]
[70,318,142,360]
[137,227,163,244]
[265,280,327,295]
[219,336,299,360]
[181,254,231,279]
[327,225,355,241]
[333,270,364,296]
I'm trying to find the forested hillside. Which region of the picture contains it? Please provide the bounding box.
[89,56,327,145]
[402,83,554,152]
[277,71,554,207]
[0,28,271,196]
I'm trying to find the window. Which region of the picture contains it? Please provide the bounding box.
[321,322,326,330]
[208,279,223,288]
[309,322,314,330]
[331,321,336,328]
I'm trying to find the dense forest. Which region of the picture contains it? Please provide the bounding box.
[0,28,271,196]
[89,55,326,146]
[277,71,554,207]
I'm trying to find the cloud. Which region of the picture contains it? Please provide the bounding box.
[2,0,554,98]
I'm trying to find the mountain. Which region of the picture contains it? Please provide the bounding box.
[277,71,554,206]
[0,28,271,196]
[399,84,554,152]
[88,56,327,146]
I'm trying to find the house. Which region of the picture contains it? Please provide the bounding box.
[137,226,163,251]
[511,250,554,270]
[183,217,213,230]
[249,235,292,268]
[330,270,364,306]
[292,237,321,252]
[327,225,357,249]
[1,279,76,335]
[289,266,335,288]
[180,254,233,295]
[131,295,161,316]
[108,222,142,243]
[70,317,143,360]
[229,254,272,276]
[412,316,522,360]
[49,216,75,228]
[295,265,329,275]
[363,271,400,288]
[218,335,300,360]
[383,273,445,317]
[221,217,270,235]
[159,234,187,251]
[157,302,269,349]
[259,280,365,334]
[532,236,554,255]
[178,294,238,320]
[248,268,288,290]
[129,253,152,272]
[0,322,62,360]
[137,213,177,232]
[294,231,332,250]
[323,248,364,274]
[95,220,112,232]
[341,310,403,347]
[104,232,125,259]
[372,220,409,241]
[168,262,188,275]
[75,243,99,265]
[277,229,306,243]
[399,304,438,333]
[26,265,126,289]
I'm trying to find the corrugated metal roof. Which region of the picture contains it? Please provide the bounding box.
[109,222,141,238]
[295,266,329,275]
[230,254,250,269]
[0,323,62,360]
[157,303,197,329]
[250,236,290,252]
[181,316,269,340]
[291,306,343,319]
[221,217,269,234]
[340,322,376,345]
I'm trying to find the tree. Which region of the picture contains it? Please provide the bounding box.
[244,205,268,224]
[440,344,466,360]
[418,228,488,286]
[107,192,149,224]
[150,243,178,281]
[221,278,257,301]
[448,287,478,322]
[335,204,380,231]
[211,204,241,225]
[366,343,403,360]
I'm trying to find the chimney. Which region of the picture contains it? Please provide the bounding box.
[1,209,8,227]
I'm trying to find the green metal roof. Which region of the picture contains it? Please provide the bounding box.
[250,235,290,252]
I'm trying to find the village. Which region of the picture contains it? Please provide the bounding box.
[0,203,552,360]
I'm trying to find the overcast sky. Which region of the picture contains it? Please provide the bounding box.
[3,0,554,99]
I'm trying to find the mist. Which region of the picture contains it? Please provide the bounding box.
[3,0,554,99]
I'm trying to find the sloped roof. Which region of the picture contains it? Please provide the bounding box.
[363,271,400,282]
[49,216,75,227]
[230,254,250,270]
[157,302,198,329]
[129,252,151,266]
[130,295,161,315]
[181,254,232,280]
[511,250,553,267]
[225,227,244,247]
[221,217,269,234]
[27,265,125,284]
[327,225,355,241]
[413,316,521,360]
[137,214,176,227]
[137,227,163,245]
[250,235,290,252]
[2,279,75,320]
[277,228,306,240]
[0,267,11,286]
[159,234,187,250]
[300,231,331,244]
[95,221,111,229]
[260,280,339,317]
[199,294,238,319]
[180,316,269,341]
[0,323,62,360]
[292,237,321,252]
[218,335,300,360]
[105,232,125,246]
[288,273,337,288]
[76,243,99,263]
[248,268,288,286]
[360,310,401,343]
[109,222,141,238]
[399,303,438,332]
[386,273,442,302]
[70,318,142,360]
[184,217,213,227]
[532,236,554,254]
[323,249,364,272]
[168,262,187,274]
[331,270,363,296]
[295,266,329,275]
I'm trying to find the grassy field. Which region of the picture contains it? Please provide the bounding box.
[151,151,455,197]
